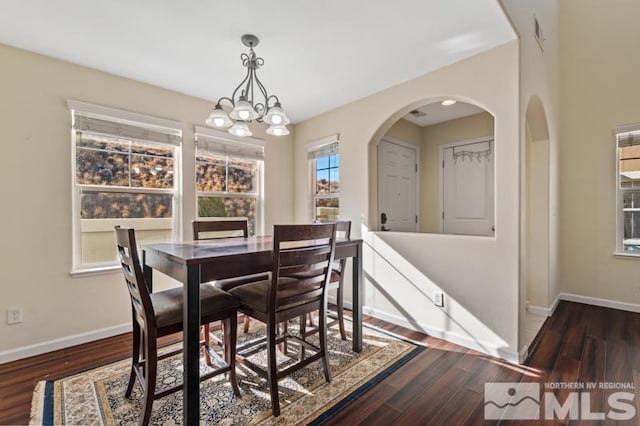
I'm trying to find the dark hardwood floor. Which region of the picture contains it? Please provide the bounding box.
[1,301,639,425]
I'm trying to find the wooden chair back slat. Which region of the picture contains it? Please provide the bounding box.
[279,246,332,266]
[193,220,248,240]
[277,288,324,308]
[277,224,335,241]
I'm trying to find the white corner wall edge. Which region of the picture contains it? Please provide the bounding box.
[518,344,529,364]
[0,323,131,364]
[362,305,520,364]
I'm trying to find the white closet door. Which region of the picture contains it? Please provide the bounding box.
[442,140,494,236]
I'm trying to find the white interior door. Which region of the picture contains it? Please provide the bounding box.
[378,139,417,232]
[442,139,494,236]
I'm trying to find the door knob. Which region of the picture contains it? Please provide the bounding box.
[380,213,390,231]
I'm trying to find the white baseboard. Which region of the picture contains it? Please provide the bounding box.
[527,294,560,317]
[528,292,640,317]
[0,323,131,364]
[559,292,640,313]
[526,305,551,316]
[362,305,520,364]
[5,292,636,365]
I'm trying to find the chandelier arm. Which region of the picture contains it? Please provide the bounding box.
[240,52,250,66]
[254,103,266,121]
[253,75,270,106]
[265,95,280,108]
[217,97,234,106]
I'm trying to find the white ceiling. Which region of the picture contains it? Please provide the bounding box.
[0,1,515,124]
[403,101,486,127]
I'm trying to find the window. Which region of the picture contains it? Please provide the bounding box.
[69,101,181,272]
[616,123,640,254]
[195,127,264,236]
[308,136,339,221]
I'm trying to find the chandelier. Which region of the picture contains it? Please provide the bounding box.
[206,34,290,137]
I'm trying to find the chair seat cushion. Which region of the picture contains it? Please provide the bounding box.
[213,273,270,291]
[229,277,319,314]
[151,285,238,329]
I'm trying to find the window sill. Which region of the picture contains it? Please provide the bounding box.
[70,265,120,278]
[613,252,640,260]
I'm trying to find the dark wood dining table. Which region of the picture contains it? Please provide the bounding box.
[142,235,363,425]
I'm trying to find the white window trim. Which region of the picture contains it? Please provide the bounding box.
[195,128,265,236]
[307,134,340,221]
[70,103,182,275]
[614,122,640,257]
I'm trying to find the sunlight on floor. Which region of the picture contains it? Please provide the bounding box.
[486,357,542,378]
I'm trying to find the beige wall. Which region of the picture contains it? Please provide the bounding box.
[0,43,294,356]
[558,0,640,301]
[420,112,495,233]
[293,42,521,360]
[384,118,422,146]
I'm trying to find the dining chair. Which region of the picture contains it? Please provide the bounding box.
[295,220,351,341]
[318,220,351,340]
[229,223,337,416]
[192,219,269,336]
[115,226,240,426]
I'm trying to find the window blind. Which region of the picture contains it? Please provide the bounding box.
[307,134,339,159]
[195,127,264,160]
[73,115,182,145]
[69,101,182,145]
[616,123,640,147]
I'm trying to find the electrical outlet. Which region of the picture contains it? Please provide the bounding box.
[434,292,444,308]
[7,307,23,325]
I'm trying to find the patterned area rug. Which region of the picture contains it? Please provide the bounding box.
[30,320,422,425]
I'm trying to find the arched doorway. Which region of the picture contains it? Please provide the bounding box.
[370,99,495,237]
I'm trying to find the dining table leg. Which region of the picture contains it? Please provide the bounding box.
[142,251,152,293]
[352,241,363,353]
[183,264,201,425]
